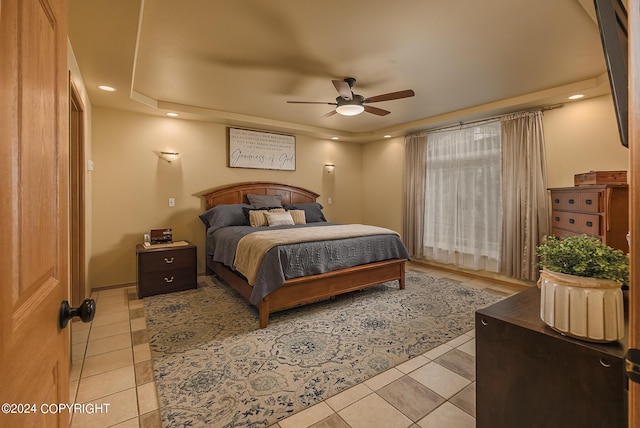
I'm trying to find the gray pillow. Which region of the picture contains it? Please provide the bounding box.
[199,204,253,231]
[246,194,283,208]
[283,203,327,222]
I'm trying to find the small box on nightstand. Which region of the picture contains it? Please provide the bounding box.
[136,240,197,298]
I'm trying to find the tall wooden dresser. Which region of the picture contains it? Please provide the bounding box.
[549,184,629,251]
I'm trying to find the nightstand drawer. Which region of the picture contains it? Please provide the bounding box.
[138,267,197,298]
[139,248,195,272]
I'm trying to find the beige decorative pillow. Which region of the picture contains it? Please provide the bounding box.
[249,208,285,227]
[265,211,295,227]
[288,209,306,225]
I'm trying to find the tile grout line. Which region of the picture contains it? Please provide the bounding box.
[69,290,95,426]
[129,291,141,427]
[129,287,162,426]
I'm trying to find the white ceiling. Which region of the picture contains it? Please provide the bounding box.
[68,0,611,142]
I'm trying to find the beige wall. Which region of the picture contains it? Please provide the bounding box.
[544,95,629,188]
[89,107,363,288]
[361,137,406,233]
[361,94,630,240]
[89,95,629,289]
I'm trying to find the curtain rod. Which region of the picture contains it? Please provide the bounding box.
[424,103,564,134]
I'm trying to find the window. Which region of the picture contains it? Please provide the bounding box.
[423,120,502,272]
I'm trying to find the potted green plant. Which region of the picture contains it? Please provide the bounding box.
[536,234,628,342]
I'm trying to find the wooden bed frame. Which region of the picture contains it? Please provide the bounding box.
[200,181,407,328]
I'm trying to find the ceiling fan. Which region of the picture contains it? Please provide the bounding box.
[287,77,415,117]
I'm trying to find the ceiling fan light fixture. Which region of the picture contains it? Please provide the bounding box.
[288,78,414,117]
[335,103,365,116]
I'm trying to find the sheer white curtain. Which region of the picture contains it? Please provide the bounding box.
[423,120,502,271]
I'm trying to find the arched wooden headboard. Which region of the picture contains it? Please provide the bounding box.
[201,181,320,210]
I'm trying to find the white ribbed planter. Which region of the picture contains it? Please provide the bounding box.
[538,269,624,343]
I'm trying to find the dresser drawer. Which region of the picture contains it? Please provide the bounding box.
[551,211,574,230]
[551,227,581,238]
[138,267,197,298]
[551,192,579,211]
[139,248,195,272]
[578,191,601,213]
[552,212,601,235]
[552,227,604,241]
[579,213,601,235]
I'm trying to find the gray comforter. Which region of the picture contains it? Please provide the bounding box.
[205,222,410,304]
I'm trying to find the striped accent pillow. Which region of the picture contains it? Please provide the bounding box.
[288,209,306,225]
[248,208,285,227]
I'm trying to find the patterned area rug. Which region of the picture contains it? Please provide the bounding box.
[143,270,502,428]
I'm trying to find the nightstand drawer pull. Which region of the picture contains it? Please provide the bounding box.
[586,221,593,227]
[585,199,592,205]
[568,198,575,204]
[569,218,575,224]
[163,276,175,283]
[164,257,174,264]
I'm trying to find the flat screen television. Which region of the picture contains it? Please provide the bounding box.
[593,0,629,148]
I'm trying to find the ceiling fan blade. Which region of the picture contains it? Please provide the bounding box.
[321,110,338,118]
[332,79,353,101]
[364,105,390,116]
[287,101,337,105]
[364,89,415,103]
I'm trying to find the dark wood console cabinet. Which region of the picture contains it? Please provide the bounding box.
[476,287,628,428]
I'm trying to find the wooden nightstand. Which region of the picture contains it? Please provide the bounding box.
[136,240,197,298]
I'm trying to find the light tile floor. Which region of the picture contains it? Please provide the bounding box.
[69,264,527,428]
[70,287,161,428]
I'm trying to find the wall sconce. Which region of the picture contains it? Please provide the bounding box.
[324,163,335,174]
[158,151,181,162]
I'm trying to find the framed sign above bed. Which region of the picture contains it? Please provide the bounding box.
[228,127,296,171]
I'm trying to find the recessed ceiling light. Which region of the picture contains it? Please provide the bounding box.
[331,136,339,140]
[98,85,116,92]
[166,112,179,117]
[568,94,584,100]
[384,135,392,138]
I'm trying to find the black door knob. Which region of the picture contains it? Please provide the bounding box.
[59,299,96,329]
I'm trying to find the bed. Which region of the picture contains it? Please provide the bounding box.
[199,181,409,328]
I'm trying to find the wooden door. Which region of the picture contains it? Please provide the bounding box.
[0,0,70,427]
[631,2,640,427]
